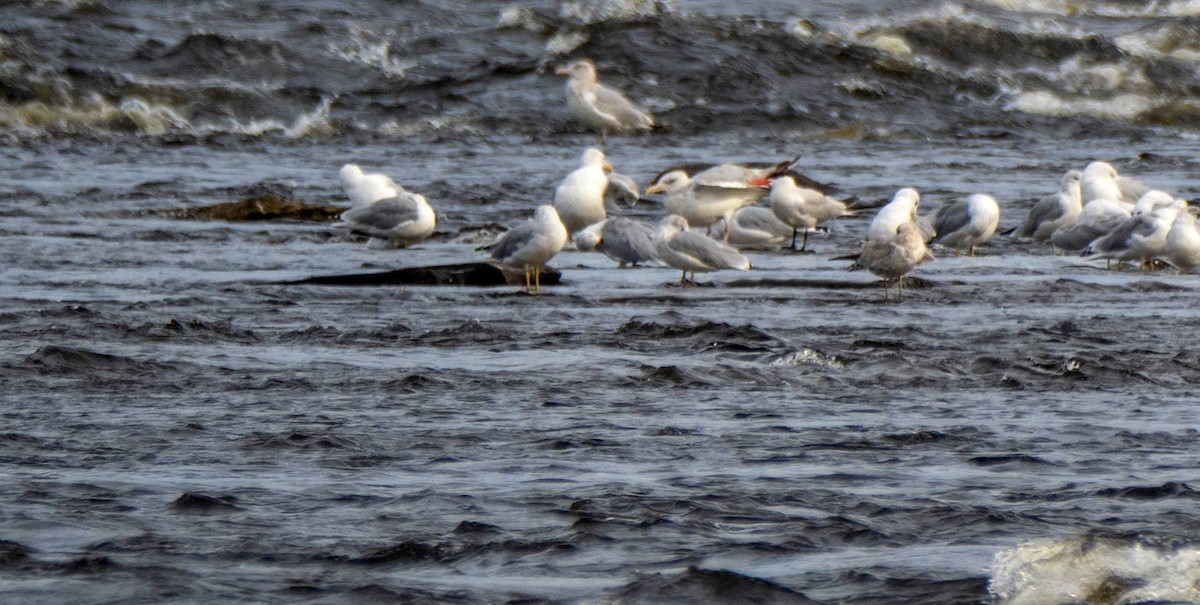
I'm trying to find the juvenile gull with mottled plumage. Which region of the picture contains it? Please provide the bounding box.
[556,58,653,142]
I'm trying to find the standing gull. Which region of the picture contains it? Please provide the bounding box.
[645,165,771,238]
[339,163,401,209]
[767,175,852,252]
[573,217,659,267]
[1165,208,1200,273]
[1015,169,1083,242]
[929,193,1000,256]
[1083,205,1181,270]
[713,206,795,249]
[556,58,653,142]
[337,190,437,249]
[854,221,933,300]
[486,205,569,293]
[553,147,613,236]
[654,215,751,286]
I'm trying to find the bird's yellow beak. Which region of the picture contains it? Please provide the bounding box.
[603,161,614,173]
[645,183,664,195]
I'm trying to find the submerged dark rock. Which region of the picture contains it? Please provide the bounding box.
[157,195,343,222]
[284,263,561,287]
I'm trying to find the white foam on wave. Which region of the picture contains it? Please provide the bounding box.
[1117,25,1200,65]
[216,97,334,138]
[977,0,1200,17]
[0,93,190,136]
[989,535,1200,605]
[1003,90,1155,121]
[328,25,414,79]
[559,0,662,24]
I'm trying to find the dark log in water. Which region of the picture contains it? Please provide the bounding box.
[284,262,562,287]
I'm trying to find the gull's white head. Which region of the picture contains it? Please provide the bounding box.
[1061,169,1082,190]
[572,220,605,251]
[767,175,798,191]
[581,147,613,171]
[893,187,921,209]
[1133,190,1184,215]
[339,163,364,183]
[656,214,690,240]
[534,204,563,226]
[555,59,597,83]
[645,170,692,196]
[1081,161,1121,202]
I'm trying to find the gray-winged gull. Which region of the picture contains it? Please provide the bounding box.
[713,206,794,248]
[573,217,659,267]
[929,193,1000,256]
[556,58,653,142]
[645,165,770,238]
[1051,199,1131,252]
[1015,169,1082,242]
[1165,208,1200,273]
[486,205,569,292]
[338,190,437,248]
[654,215,750,285]
[767,175,852,252]
[1084,205,1181,270]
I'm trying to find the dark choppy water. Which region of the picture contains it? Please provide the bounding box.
[4,1,1200,604]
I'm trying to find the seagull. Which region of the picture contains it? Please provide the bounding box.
[644,164,772,238]
[339,163,402,209]
[1083,205,1181,270]
[573,217,659,267]
[929,193,1000,256]
[854,221,933,300]
[555,58,653,142]
[1080,161,1148,208]
[1014,169,1083,242]
[337,190,437,248]
[654,215,751,286]
[767,175,852,252]
[604,172,642,209]
[712,206,795,249]
[486,205,569,293]
[1165,208,1200,273]
[553,147,614,236]
[1050,199,1132,252]
[868,188,922,240]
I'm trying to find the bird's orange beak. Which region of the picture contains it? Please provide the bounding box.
[603,161,614,173]
[645,183,664,195]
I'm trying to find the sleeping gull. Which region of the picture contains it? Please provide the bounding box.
[712,206,795,249]
[654,215,751,286]
[337,190,437,248]
[573,217,659,267]
[854,221,933,300]
[1165,208,1200,273]
[605,172,642,209]
[1050,199,1131,252]
[645,164,772,238]
[553,147,614,236]
[486,205,569,292]
[1080,161,1147,208]
[1083,204,1180,270]
[1014,169,1082,242]
[868,188,922,239]
[767,175,852,252]
[929,193,1000,256]
[556,58,653,142]
[339,163,402,209]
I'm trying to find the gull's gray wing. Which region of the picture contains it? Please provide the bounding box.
[605,172,641,208]
[667,230,748,270]
[598,217,658,263]
[1015,195,1063,238]
[592,83,653,130]
[931,201,970,243]
[488,222,537,262]
[340,194,422,232]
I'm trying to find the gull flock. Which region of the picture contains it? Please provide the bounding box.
[335,58,1199,297]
